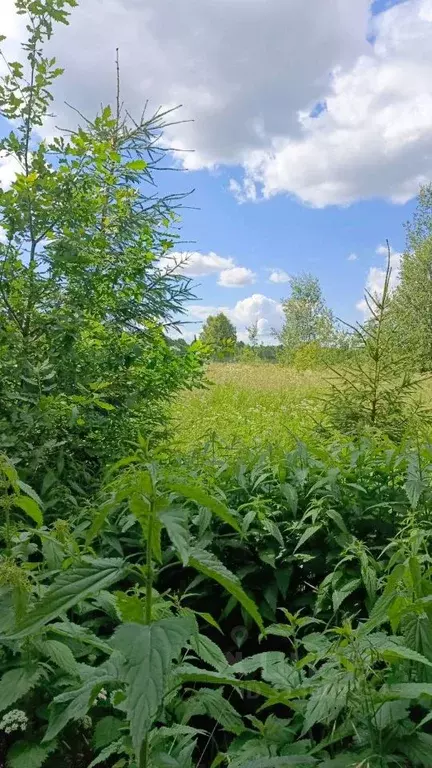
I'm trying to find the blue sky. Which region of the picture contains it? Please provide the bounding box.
[1,0,429,341]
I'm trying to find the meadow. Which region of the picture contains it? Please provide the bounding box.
[171,363,325,453]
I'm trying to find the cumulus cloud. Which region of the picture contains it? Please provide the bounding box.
[347,253,359,262]
[218,266,256,287]
[160,251,234,277]
[4,0,431,208]
[269,269,291,283]
[0,152,22,190]
[356,243,402,315]
[187,293,284,341]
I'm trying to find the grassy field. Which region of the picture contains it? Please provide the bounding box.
[170,362,326,454]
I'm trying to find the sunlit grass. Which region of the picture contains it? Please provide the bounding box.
[170,363,327,453]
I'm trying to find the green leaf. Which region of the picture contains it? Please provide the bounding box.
[326,509,348,534]
[386,682,432,698]
[189,548,263,632]
[177,668,274,698]
[0,667,41,713]
[238,758,316,767]
[16,481,43,507]
[6,559,126,640]
[85,500,116,545]
[159,506,190,566]
[93,716,124,750]
[170,484,241,533]
[111,616,193,758]
[181,687,244,734]
[369,636,432,668]
[374,699,409,730]
[42,640,79,676]
[332,579,361,612]
[43,655,122,742]
[125,159,147,171]
[294,525,321,554]
[88,740,124,768]
[7,742,55,768]
[13,496,43,527]
[302,681,349,734]
[189,633,229,672]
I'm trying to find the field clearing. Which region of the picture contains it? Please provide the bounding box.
[171,363,432,454]
[170,363,327,453]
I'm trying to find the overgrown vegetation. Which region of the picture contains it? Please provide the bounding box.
[3,3,432,768]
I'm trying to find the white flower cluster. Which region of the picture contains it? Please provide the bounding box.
[97,688,108,702]
[0,709,28,734]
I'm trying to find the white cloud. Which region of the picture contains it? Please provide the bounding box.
[160,251,234,277]
[218,266,256,287]
[5,0,432,207]
[269,269,291,283]
[0,152,21,190]
[239,1,432,206]
[347,253,358,261]
[356,243,402,315]
[188,293,284,341]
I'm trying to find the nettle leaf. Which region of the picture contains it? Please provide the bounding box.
[170,484,241,533]
[88,740,124,768]
[302,680,349,735]
[238,758,316,767]
[189,548,264,632]
[93,716,124,750]
[43,654,123,742]
[293,525,321,554]
[6,559,127,640]
[111,616,193,757]
[368,635,432,668]
[386,682,432,698]
[182,687,244,734]
[189,632,229,672]
[177,668,274,698]
[6,741,56,768]
[13,496,43,527]
[41,640,79,676]
[16,481,43,507]
[159,506,190,566]
[0,667,41,713]
[332,579,361,612]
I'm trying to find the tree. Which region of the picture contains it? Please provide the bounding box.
[0,0,204,508]
[390,185,432,370]
[247,321,259,347]
[200,312,237,359]
[280,273,335,354]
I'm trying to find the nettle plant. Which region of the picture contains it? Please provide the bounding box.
[2,442,432,768]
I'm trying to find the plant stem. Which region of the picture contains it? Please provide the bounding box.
[140,492,154,768]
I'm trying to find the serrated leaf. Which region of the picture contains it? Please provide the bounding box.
[85,500,116,545]
[177,668,274,697]
[0,667,41,713]
[88,739,124,768]
[238,758,316,767]
[7,741,55,768]
[332,579,361,612]
[93,716,124,749]
[369,636,432,668]
[171,484,241,533]
[181,687,244,734]
[16,481,43,507]
[159,506,190,566]
[125,159,147,171]
[326,509,348,534]
[189,548,263,632]
[293,525,321,554]
[374,699,409,730]
[6,559,126,640]
[42,640,79,675]
[189,633,228,672]
[111,616,193,758]
[386,682,432,698]
[43,655,122,742]
[13,496,43,527]
[302,680,348,734]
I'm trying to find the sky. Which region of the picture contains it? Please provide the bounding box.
[1,0,431,341]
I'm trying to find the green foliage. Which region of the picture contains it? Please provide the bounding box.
[390,184,432,370]
[280,274,338,355]
[200,313,237,360]
[325,243,430,440]
[0,0,204,516]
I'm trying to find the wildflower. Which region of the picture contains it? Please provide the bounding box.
[97,688,108,702]
[0,709,28,734]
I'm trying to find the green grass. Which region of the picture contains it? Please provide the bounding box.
[170,363,326,454]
